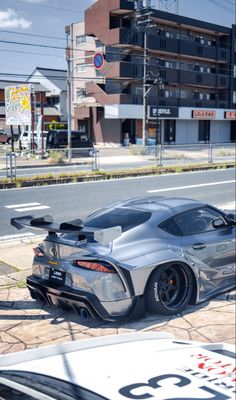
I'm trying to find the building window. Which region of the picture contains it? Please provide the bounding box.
[196,74,203,83]
[95,39,103,48]
[76,35,87,45]
[76,61,86,72]
[76,89,85,101]
[160,39,166,49]
[220,50,226,59]
[197,46,203,55]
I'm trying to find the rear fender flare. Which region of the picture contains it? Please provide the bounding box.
[144,261,199,305]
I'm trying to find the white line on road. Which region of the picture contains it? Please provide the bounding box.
[5,202,41,208]
[5,202,50,212]
[14,205,50,212]
[0,232,36,241]
[147,180,235,193]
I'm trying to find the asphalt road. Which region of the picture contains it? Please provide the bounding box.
[0,168,235,238]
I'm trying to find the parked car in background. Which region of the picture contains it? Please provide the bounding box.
[0,332,235,400]
[11,196,236,322]
[20,130,48,150]
[0,129,18,145]
[46,129,94,156]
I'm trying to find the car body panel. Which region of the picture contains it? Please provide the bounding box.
[11,197,236,321]
[0,332,235,400]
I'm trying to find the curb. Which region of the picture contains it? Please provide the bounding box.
[0,162,235,189]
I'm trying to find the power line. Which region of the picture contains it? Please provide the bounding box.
[0,48,63,58]
[0,39,64,50]
[7,0,84,15]
[221,0,235,5]
[207,0,234,13]
[0,30,66,42]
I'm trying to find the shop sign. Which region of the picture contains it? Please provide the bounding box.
[5,84,31,125]
[224,111,236,120]
[149,106,179,119]
[192,110,216,119]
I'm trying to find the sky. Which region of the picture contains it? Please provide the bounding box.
[0,0,235,80]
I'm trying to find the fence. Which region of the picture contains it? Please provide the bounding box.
[0,143,235,180]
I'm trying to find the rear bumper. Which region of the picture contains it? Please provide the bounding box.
[27,275,145,322]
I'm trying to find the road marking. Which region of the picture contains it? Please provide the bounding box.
[147,180,235,193]
[0,233,45,243]
[0,232,36,241]
[5,202,41,208]
[14,205,50,212]
[5,202,50,212]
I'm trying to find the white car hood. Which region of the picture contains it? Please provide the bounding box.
[0,332,234,399]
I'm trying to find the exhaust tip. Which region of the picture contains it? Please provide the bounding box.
[80,307,91,319]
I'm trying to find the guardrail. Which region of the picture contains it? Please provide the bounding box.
[0,143,235,180]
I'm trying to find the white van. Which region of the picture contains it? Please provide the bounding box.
[20,131,48,150]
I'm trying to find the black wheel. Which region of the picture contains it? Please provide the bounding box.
[7,138,11,144]
[145,263,192,315]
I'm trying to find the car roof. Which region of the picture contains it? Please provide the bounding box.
[109,196,208,222]
[0,332,234,399]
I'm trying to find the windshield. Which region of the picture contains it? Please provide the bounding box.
[0,371,108,400]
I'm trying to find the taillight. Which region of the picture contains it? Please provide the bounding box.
[73,260,116,274]
[33,247,44,257]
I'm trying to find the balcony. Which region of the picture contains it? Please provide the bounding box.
[147,35,230,62]
[85,82,132,105]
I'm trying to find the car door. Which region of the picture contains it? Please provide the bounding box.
[176,206,235,286]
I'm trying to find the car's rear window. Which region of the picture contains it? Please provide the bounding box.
[85,208,151,232]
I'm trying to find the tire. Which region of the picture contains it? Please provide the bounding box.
[145,263,193,315]
[7,138,11,145]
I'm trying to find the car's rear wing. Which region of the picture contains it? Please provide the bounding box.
[11,215,122,245]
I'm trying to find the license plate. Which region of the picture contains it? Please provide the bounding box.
[49,268,66,284]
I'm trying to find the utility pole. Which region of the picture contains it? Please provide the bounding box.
[66,32,72,162]
[134,0,154,146]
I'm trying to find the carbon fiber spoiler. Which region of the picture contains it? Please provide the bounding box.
[11,215,122,245]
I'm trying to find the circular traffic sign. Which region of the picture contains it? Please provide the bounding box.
[93,52,104,69]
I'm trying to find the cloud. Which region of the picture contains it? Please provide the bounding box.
[0,8,32,29]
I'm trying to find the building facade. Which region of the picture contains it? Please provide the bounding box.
[67,0,236,145]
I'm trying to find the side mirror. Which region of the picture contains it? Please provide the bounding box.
[212,218,226,229]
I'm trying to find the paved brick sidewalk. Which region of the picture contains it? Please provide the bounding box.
[0,240,235,354]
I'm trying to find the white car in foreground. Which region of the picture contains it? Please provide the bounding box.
[0,332,235,399]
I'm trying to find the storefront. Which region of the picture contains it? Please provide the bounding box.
[147,106,235,144]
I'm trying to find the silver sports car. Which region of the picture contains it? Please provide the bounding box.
[11,196,236,322]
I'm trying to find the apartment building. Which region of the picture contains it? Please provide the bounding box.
[66,0,236,145]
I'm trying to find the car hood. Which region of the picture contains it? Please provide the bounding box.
[0,332,234,400]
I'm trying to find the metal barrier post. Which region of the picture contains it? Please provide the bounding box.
[208,143,213,164]
[92,148,99,171]
[6,152,16,180]
[157,145,164,166]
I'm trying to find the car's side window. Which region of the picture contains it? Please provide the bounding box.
[159,217,182,236]
[174,207,227,235]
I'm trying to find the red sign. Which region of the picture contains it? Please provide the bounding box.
[225,111,236,120]
[192,110,216,119]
